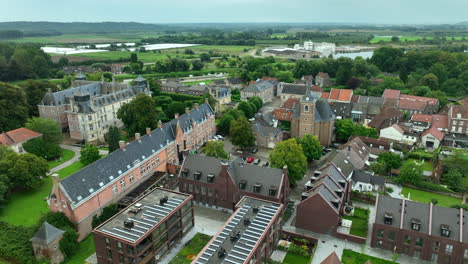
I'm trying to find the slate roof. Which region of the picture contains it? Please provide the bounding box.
[59,103,213,206]
[338,137,370,170]
[323,151,355,178]
[281,83,307,95]
[243,80,274,93]
[0,128,42,146]
[375,196,466,242]
[352,170,386,186]
[330,102,352,119]
[31,222,65,245]
[368,106,403,129]
[181,154,285,198]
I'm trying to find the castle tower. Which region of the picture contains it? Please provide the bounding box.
[298,86,316,138]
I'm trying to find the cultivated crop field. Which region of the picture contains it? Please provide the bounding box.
[370,35,467,43]
[9,33,161,44]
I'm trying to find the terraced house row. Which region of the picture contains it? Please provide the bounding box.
[48,102,215,239]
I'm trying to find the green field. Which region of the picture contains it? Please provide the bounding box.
[401,187,463,207]
[342,207,370,238]
[369,36,467,43]
[181,78,224,86]
[48,149,75,169]
[65,235,95,264]
[169,233,212,264]
[0,161,84,226]
[283,252,312,264]
[405,159,433,172]
[7,33,159,44]
[342,249,397,264]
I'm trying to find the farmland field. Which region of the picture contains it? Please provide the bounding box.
[8,33,160,44]
[369,36,467,43]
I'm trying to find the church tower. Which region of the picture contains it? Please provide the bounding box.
[298,86,316,138]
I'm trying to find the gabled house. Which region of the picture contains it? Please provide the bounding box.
[448,97,468,135]
[31,222,65,264]
[351,95,386,124]
[316,72,333,88]
[351,170,386,193]
[380,124,418,145]
[410,114,433,132]
[241,80,274,103]
[338,137,371,170]
[368,106,403,130]
[253,112,286,149]
[382,89,440,114]
[421,126,445,149]
[349,136,392,159]
[0,128,42,153]
[178,154,289,211]
[322,89,353,103]
[330,102,353,120]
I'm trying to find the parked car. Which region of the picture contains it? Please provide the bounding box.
[216,135,224,140]
[253,159,261,165]
[246,157,254,163]
[262,161,269,167]
[251,148,259,154]
[212,136,219,141]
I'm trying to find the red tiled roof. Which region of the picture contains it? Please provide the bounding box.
[320,252,341,264]
[329,89,341,100]
[260,76,278,81]
[383,89,401,99]
[411,114,433,123]
[399,97,427,111]
[351,94,360,103]
[432,114,448,130]
[311,85,323,92]
[282,98,300,110]
[321,92,330,99]
[272,109,293,121]
[400,94,438,106]
[328,89,353,102]
[451,97,468,119]
[0,128,42,146]
[422,126,445,141]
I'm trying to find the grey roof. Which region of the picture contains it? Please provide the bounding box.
[292,99,334,122]
[352,170,386,186]
[227,78,243,85]
[75,72,86,79]
[302,85,317,102]
[59,103,213,205]
[324,151,355,178]
[375,196,466,242]
[330,102,352,119]
[134,75,146,82]
[31,222,65,245]
[281,83,307,95]
[181,154,285,198]
[253,121,283,137]
[244,81,273,93]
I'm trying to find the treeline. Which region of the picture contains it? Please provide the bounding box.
[0,29,62,39]
[145,32,255,46]
[0,43,57,81]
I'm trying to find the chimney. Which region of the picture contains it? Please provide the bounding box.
[52,173,60,187]
[174,113,179,119]
[119,140,126,150]
[185,107,190,114]
[194,103,199,109]
[135,133,141,141]
[205,98,209,104]
[158,120,163,128]
[146,127,151,135]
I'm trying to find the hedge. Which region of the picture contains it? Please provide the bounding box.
[159,92,201,102]
[414,181,452,192]
[0,222,36,264]
[115,68,235,80]
[407,151,433,160]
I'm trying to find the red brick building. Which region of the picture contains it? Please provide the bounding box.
[371,195,468,264]
[192,196,283,264]
[93,188,193,264]
[49,103,215,239]
[178,154,289,211]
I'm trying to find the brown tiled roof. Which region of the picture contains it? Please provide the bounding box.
[451,97,468,119]
[320,252,341,264]
[411,114,433,123]
[311,85,323,92]
[351,94,360,103]
[368,106,403,129]
[282,98,300,110]
[383,89,401,99]
[272,109,293,121]
[321,92,330,99]
[316,72,330,78]
[432,114,448,130]
[350,135,391,150]
[0,128,42,146]
[422,126,445,141]
[400,94,438,106]
[399,97,427,111]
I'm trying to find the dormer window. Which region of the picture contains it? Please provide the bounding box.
[384,213,393,225]
[411,218,421,231]
[207,174,215,183]
[331,199,339,209]
[253,183,262,193]
[441,224,451,237]
[194,171,202,180]
[239,180,247,190]
[269,186,277,197]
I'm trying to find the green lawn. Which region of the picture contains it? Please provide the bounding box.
[405,159,433,172]
[283,252,312,264]
[401,187,463,207]
[182,78,224,86]
[0,161,84,226]
[48,149,75,169]
[64,235,95,264]
[342,249,397,264]
[169,233,212,264]
[69,50,191,62]
[342,207,370,238]
[369,36,467,43]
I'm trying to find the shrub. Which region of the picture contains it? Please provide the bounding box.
[160,92,201,102]
[60,230,79,259]
[0,222,36,264]
[414,181,451,192]
[386,187,394,193]
[408,151,433,160]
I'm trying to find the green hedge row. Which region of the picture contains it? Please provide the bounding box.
[159,92,202,102]
[115,68,235,80]
[414,181,451,192]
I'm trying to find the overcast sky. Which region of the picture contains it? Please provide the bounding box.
[2,0,467,24]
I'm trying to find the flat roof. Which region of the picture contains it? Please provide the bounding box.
[94,188,191,244]
[195,197,282,264]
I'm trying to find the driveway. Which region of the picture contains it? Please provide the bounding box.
[49,144,81,174]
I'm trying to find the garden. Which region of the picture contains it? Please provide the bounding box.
[401,187,463,207]
[277,238,314,264]
[341,249,398,264]
[169,233,212,264]
[342,207,370,238]
[48,148,75,169]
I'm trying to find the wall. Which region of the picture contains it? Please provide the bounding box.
[295,195,340,235]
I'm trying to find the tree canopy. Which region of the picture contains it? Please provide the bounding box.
[230,116,255,148]
[79,144,100,166]
[269,138,307,185]
[117,93,160,136]
[202,141,228,159]
[296,135,322,161]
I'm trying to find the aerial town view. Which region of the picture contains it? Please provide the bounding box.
[0,1,468,264]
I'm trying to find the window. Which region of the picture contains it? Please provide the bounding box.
[117,241,122,252]
[253,183,262,193]
[388,231,395,241]
[112,185,118,196]
[377,229,385,238]
[107,250,112,259]
[415,237,423,247]
[89,124,94,131]
[207,174,215,183]
[151,159,155,167]
[384,213,393,225]
[239,180,247,190]
[129,174,134,184]
[88,115,92,121]
[269,186,277,197]
[188,184,193,192]
[411,218,421,231]
[119,255,124,264]
[304,105,309,112]
[446,244,453,255]
[120,179,126,189]
[464,249,468,259]
[441,225,451,237]
[105,237,110,247]
[433,241,440,251]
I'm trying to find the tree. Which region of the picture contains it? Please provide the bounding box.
[391,36,400,42]
[335,119,355,141]
[296,135,322,161]
[429,63,448,85]
[0,82,29,131]
[20,79,55,117]
[199,93,216,110]
[420,73,439,90]
[91,203,120,228]
[0,150,48,191]
[377,152,402,173]
[192,60,204,71]
[217,109,242,135]
[202,141,228,159]
[237,101,255,118]
[370,47,404,73]
[336,65,352,85]
[442,169,463,192]
[79,144,100,166]
[117,93,159,136]
[230,116,255,148]
[200,53,211,63]
[443,149,468,176]
[370,161,387,176]
[107,126,121,153]
[60,230,79,259]
[269,138,307,185]
[398,162,423,185]
[23,117,62,159]
[130,52,138,63]
[248,96,263,111]
[165,101,186,119]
